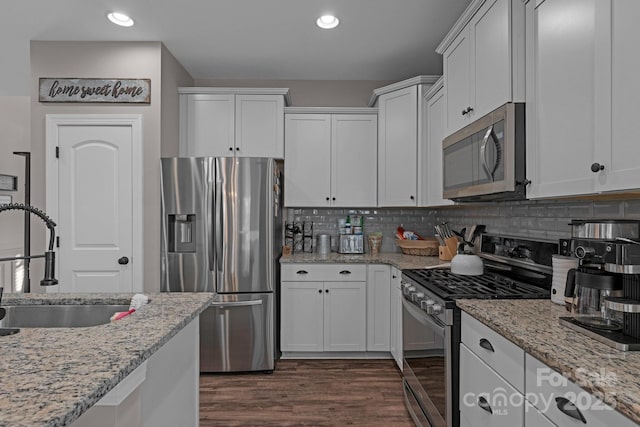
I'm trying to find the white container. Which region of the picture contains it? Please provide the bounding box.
[551,254,578,305]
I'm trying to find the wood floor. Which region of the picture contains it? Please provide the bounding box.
[199,359,414,426]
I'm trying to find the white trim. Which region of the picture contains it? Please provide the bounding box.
[423,76,445,101]
[284,106,377,115]
[178,87,292,106]
[45,114,144,293]
[368,75,441,107]
[435,0,487,54]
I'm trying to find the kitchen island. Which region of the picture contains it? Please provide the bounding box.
[457,299,640,425]
[0,292,214,427]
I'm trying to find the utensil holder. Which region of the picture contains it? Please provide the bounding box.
[439,237,459,261]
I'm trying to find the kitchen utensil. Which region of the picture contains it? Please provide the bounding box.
[451,242,484,276]
[564,267,623,329]
[569,219,640,240]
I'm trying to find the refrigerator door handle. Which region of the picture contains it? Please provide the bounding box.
[207,159,215,274]
[213,164,224,279]
[210,299,263,308]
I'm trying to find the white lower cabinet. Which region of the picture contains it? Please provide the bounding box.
[525,354,638,427]
[367,264,391,351]
[525,401,555,427]
[390,267,403,370]
[280,264,367,352]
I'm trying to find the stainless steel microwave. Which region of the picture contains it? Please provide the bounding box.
[442,102,526,202]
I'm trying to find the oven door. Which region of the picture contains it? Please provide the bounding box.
[402,298,449,427]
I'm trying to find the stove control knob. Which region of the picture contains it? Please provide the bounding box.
[430,303,443,315]
[404,285,416,296]
[421,298,435,311]
[412,292,424,302]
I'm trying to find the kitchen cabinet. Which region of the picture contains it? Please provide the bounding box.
[179,87,289,158]
[73,318,199,427]
[423,79,454,207]
[525,0,640,198]
[525,354,638,427]
[437,0,525,135]
[390,267,403,370]
[366,264,390,352]
[280,264,367,353]
[371,76,439,207]
[284,108,377,207]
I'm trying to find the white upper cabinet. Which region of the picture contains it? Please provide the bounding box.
[179,88,289,158]
[372,76,439,207]
[423,80,454,207]
[284,108,377,207]
[525,0,640,198]
[438,0,525,135]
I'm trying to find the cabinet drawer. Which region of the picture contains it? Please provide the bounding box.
[459,344,523,427]
[281,264,366,282]
[525,354,637,427]
[461,311,524,393]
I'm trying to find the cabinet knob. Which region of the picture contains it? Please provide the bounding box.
[318,289,322,293]
[339,270,351,275]
[555,397,587,423]
[591,162,605,173]
[326,197,330,201]
[296,270,308,275]
[325,289,329,293]
[461,109,467,116]
[229,147,233,151]
[462,107,474,116]
[118,256,129,265]
[332,197,336,201]
[236,147,240,151]
[410,195,415,200]
[478,396,493,415]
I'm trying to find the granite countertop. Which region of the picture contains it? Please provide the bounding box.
[280,251,445,270]
[457,299,640,424]
[0,292,214,427]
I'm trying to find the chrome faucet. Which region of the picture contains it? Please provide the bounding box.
[0,203,58,291]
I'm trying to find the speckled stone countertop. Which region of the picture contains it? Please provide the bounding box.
[280,252,445,270]
[457,299,640,424]
[0,292,214,427]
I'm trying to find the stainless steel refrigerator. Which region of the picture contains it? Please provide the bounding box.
[160,157,283,373]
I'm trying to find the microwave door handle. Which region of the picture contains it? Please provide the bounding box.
[481,125,500,181]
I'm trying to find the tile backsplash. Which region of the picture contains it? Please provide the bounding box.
[287,197,640,253]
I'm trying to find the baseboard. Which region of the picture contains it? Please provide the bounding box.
[280,351,392,359]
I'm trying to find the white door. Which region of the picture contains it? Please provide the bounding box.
[280,281,324,352]
[235,94,284,158]
[183,93,235,157]
[46,115,143,293]
[444,30,471,134]
[323,281,367,351]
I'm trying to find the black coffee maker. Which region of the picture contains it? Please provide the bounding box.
[560,219,640,351]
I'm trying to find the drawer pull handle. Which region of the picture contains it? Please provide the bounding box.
[339,270,351,275]
[479,338,494,352]
[478,396,493,414]
[556,397,587,423]
[296,270,309,275]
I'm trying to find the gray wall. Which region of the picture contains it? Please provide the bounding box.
[288,197,640,253]
[161,44,194,157]
[30,41,164,292]
[193,78,394,107]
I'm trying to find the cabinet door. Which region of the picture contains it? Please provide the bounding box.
[366,264,390,351]
[323,281,367,352]
[444,29,471,134]
[331,114,377,207]
[235,94,284,158]
[182,94,235,157]
[425,87,453,207]
[598,0,640,192]
[284,114,331,207]
[390,267,403,370]
[526,0,597,198]
[524,401,555,427]
[378,86,418,206]
[280,281,324,352]
[470,0,511,118]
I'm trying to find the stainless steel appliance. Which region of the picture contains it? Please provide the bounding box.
[401,234,555,427]
[160,157,283,372]
[564,268,623,329]
[442,103,527,202]
[559,220,640,351]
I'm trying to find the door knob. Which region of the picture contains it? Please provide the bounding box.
[591,162,605,172]
[118,256,129,265]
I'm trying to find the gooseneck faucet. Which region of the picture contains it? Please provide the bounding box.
[0,203,58,291]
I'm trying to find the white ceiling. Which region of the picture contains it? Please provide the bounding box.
[1,0,471,96]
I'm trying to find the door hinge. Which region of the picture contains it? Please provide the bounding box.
[56,236,60,248]
[55,147,59,158]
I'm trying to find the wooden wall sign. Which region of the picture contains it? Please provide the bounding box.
[39,78,151,103]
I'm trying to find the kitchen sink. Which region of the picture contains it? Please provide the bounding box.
[0,304,130,328]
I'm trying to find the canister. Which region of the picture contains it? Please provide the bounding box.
[316,234,331,255]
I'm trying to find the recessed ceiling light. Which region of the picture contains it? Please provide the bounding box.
[107,12,134,27]
[316,15,339,29]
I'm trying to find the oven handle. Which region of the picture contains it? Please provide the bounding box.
[402,297,447,333]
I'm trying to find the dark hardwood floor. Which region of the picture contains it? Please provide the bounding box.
[200,359,414,426]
